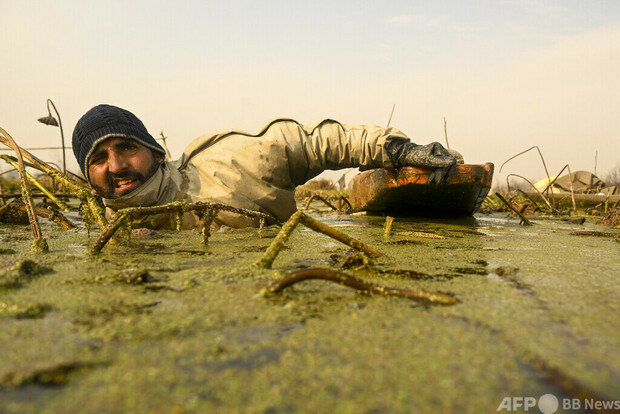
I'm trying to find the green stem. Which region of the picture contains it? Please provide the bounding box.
[255,211,381,269]
[495,193,532,226]
[0,136,107,228]
[0,127,48,253]
[1,156,70,212]
[255,211,303,268]
[265,268,459,305]
[300,213,382,258]
[89,201,278,254]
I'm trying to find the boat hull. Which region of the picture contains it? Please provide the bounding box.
[348,163,494,217]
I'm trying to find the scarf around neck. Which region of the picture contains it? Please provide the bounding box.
[102,162,173,210]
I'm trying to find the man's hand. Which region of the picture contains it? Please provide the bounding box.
[387,140,462,184]
[427,164,456,185]
[388,141,456,168]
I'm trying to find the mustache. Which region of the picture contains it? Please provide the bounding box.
[106,169,147,188]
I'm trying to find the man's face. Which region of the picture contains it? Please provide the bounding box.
[87,137,163,199]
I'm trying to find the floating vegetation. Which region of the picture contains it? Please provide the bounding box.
[3,120,620,413]
[0,361,105,388]
[396,231,446,239]
[569,230,618,238]
[452,267,489,276]
[596,208,620,228]
[443,314,616,409]
[380,268,435,280]
[337,251,375,271]
[384,239,424,246]
[94,269,155,285]
[0,260,52,290]
[0,302,52,319]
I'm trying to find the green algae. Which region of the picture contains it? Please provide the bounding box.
[0,302,52,319]
[0,212,619,413]
[0,260,53,290]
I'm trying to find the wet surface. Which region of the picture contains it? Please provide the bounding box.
[0,211,619,413]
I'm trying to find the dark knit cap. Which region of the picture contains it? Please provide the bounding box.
[72,104,165,180]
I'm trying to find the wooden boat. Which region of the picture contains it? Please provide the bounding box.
[347,163,494,217]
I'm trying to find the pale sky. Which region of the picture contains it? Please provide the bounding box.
[1,0,619,187]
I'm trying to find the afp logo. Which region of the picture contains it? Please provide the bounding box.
[497,394,558,413]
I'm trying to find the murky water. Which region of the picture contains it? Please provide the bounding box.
[0,210,618,413]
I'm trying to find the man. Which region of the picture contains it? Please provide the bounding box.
[72,104,461,228]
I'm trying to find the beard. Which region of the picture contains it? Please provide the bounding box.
[91,161,161,199]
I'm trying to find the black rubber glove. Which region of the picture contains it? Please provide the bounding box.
[386,141,457,184]
[427,163,456,185]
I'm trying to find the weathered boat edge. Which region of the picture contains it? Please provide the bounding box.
[348,163,494,217]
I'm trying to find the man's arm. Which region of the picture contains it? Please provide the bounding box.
[180,118,460,204]
[285,119,457,185]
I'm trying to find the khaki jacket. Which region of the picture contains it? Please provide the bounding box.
[103,118,410,228]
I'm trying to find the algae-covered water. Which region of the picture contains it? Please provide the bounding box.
[0,209,619,413]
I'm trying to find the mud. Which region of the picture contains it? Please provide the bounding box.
[0,210,618,413]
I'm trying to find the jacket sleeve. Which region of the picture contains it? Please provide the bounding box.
[178,118,413,202]
[287,119,411,185]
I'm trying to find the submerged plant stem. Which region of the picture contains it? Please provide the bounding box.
[300,213,381,257]
[200,207,218,247]
[0,133,107,229]
[0,127,48,252]
[89,201,278,254]
[500,146,555,208]
[255,210,303,268]
[495,193,532,226]
[256,211,381,269]
[303,194,339,211]
[384,216,394,237]
[1,155,71,212]
[566,164,578,215]
[265,268,459,305]
[506,174,554,212]
[13,205,75,229]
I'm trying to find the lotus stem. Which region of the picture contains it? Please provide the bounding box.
[0,127,48,252]
[303,194,339,211]
[1,155,70,212]
[506,173,554,212]
[255,210,303,268]
[384,216,394,237]
[256,211,381,269]
[566,164,578,215]
[264,268,459,305]
[0,133,107,228]
[500,146,554,208]
[89,201,278,254]
[495,192,532,226]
